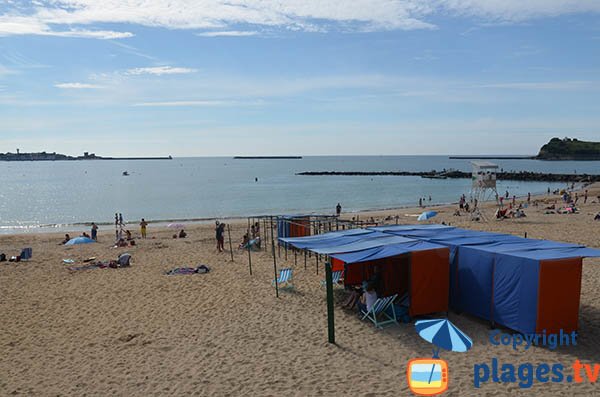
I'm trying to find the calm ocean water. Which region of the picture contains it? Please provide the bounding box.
[1,156,597,234]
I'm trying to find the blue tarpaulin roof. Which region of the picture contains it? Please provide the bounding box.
[279,229,377,250]
[330,240,447,264]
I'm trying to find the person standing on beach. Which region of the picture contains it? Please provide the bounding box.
[512,195,516,206]
[419,198,423,207]
[527,192,531,203]
[91,222,98,241]
[584,190,588,204]
[505,190,509,199]
[336,203,342,216]
[140,218,148,239]
[215,221,225,252]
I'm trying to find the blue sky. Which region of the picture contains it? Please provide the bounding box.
[1,1,599,156]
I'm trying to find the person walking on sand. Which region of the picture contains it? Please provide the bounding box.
[91,222,98,241]
[336,203,342,216]
[584,190,588,204]
[140,218,148,239]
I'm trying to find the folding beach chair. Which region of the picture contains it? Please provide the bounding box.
[273,268,293,289]
[360,294,398,329]
[20,248,32,261]
[320,270,343,288]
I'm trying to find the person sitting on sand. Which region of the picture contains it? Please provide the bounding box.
[342,283,364,310]
[61,234,71,244]
[115,238,128,248]
[239,233,249,249]
[125,230,132,240]
[81,232,90,238]
[357,282,378,313]
[178,229,187,238]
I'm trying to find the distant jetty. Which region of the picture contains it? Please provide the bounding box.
[0,151,172,161]
[234,156,302,159]
[449,155,535,160]
[297,170,600,183]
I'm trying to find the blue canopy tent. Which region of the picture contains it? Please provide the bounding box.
[369,225,600,334]
[281,232,450,317]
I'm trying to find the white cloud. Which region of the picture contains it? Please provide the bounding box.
[196,30,259,37]
[133,100,248,107]
[0,15,133,39]
[55,82,103,89]
[436,0,600,22]
[479,81,597,90]
[0,1,599,39]
[125,66,197,76]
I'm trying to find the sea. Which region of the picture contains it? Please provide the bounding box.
[1,156,598,234]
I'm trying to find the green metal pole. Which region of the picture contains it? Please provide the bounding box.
[247,218,252,275]
[325,261,335,344]
[227,224,234,262]
[271,220,279,298]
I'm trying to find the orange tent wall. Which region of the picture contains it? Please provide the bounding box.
[331,257,345,272]
[409,248,450,317]
[289,217,311,238]
[536,258,582,334]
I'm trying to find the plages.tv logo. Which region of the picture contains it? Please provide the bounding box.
[407,318,473,396]
[407,358,449,396]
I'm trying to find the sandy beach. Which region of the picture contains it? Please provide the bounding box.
[1,184,600,396]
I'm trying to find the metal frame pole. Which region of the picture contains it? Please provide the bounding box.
[227,224,234,262]
[325,260,335,344]
[271,221,279,298]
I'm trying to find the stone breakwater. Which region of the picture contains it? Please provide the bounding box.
[297,170,600,183]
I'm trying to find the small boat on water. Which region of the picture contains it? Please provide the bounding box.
[122,171,129,176]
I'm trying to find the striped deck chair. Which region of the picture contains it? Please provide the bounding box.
[360,294,398,329]
[320,270,343,288]
[273,268,293,289]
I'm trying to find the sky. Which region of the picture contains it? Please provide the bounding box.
[1,1,599,157]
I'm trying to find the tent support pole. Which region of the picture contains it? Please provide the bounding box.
[316,254,319,275]
[294,250,297,267]
[247,218,252,275]
[227,224,234,262]
[304,250,307,270]
[271,221,279,298]
[326,260,335,344]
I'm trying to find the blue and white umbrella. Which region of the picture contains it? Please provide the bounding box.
[415,318,472,357]
[417,211,437,221]
[65,237,96,246]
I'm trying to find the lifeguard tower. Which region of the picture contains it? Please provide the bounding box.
[469,161,500,220]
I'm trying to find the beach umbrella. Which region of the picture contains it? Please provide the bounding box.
[168,223,185,229]
[65,237,96,246]
[417,211,437,221]
[415,318,472,357]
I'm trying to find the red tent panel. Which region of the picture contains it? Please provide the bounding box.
[331,257,344,272]
[409,248,450,317]
[536,258,582,334]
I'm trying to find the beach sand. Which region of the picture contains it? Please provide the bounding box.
[1,184,599,396]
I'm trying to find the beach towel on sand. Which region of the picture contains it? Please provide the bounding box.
[165,265,210,275]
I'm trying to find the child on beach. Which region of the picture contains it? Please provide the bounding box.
[91,223,98,241]
[140,218,148,239]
